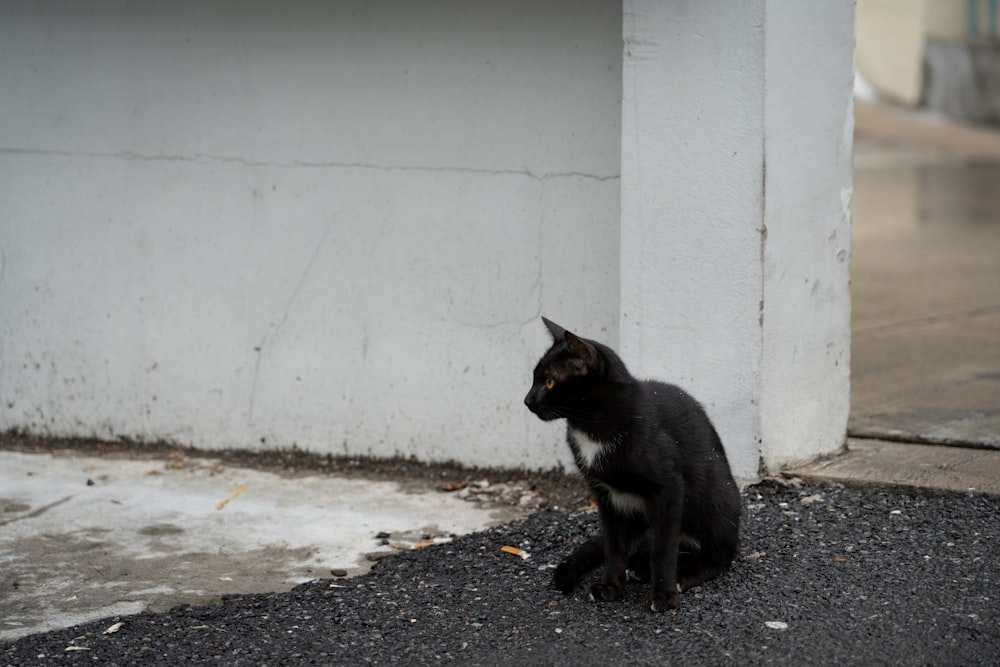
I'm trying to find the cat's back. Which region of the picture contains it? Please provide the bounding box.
[636,379,722,446]
[635,379,737,505]
[636,379,705,416]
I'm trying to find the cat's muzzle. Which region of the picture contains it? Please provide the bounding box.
[524,392,559,421]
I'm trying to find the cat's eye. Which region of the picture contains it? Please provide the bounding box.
[544,377,555,390]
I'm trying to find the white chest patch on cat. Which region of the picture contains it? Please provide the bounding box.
[569,428,604,468]
[605,487,647,515]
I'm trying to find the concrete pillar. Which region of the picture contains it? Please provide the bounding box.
[620,1,855,483]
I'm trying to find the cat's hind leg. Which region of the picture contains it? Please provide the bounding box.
[632,537,728,593]
[676,553,730,591]
[552,536,603,594]
[677,520,739,591]
[625,535,652,582]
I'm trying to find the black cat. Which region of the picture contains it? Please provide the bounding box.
[524,317,741,612]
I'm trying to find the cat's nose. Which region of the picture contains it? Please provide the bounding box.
[523,390,535,408]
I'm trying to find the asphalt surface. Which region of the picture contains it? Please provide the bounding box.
[4,480,997,666]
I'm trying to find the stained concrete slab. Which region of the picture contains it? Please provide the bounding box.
[0,449,522,641]
[792,437,1000,497]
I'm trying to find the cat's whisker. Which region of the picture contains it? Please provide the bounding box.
[547,405,604,423]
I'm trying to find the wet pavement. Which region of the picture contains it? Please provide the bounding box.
[850,108,1000,448]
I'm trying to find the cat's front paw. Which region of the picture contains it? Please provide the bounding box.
[552,563,578,594]
[588,582,622,602]
[645,589,680,613]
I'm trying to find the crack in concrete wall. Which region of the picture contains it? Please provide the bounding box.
[0,1,623,469]
[247,218,336,426]
[0,146,620,183]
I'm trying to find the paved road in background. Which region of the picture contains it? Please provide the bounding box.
[851,116,1000,448]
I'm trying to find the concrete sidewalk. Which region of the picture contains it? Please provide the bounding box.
[793,437,1000,496]
[851,102,1000,449]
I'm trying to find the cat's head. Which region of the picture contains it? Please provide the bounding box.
[523,317,605,421]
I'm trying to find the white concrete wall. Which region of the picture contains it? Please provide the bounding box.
[621,1,854,481]
[759,1,854,471]
[0,0,621,468]
[620,2,769,482]
[2,1,854,482]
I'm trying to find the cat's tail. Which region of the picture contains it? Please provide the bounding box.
[552,536,604,593]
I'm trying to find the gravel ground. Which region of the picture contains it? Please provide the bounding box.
[3,480,997,666]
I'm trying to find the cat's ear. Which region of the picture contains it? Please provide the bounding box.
[541,316,567,342]
[565,331,599,369]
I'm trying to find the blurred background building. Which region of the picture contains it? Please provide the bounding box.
[858,0,1000,123]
